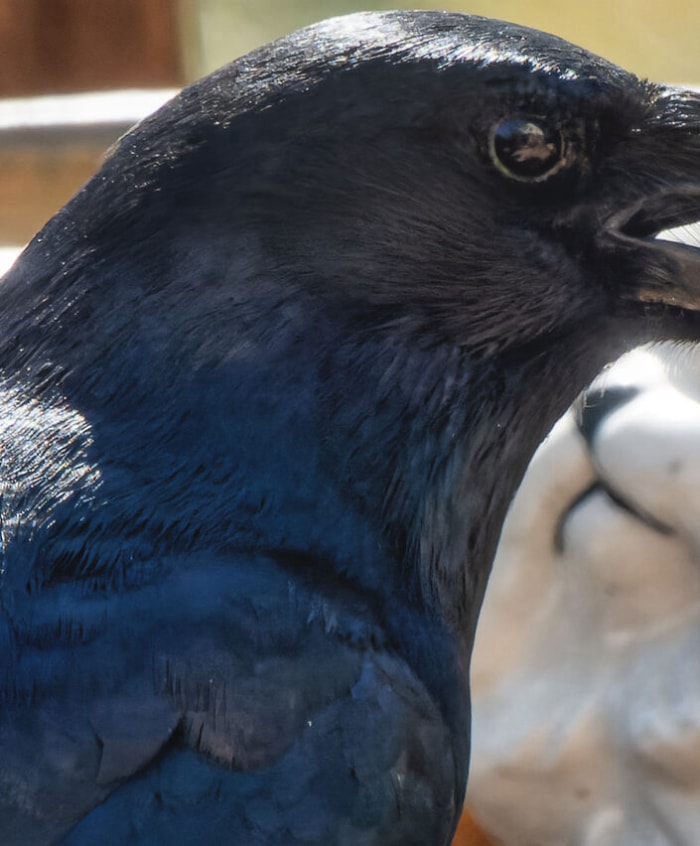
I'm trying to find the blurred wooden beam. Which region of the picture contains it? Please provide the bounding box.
[0,0,184,96]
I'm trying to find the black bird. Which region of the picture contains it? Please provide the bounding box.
[2,11,700,845]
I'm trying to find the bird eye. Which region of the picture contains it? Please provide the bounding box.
[489,118,565,182]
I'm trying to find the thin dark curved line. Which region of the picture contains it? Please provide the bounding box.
[554,479,675,555]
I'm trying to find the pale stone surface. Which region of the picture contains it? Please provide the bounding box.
[468,346,700,845]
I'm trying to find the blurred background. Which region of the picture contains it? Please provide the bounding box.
[1,3,699,845]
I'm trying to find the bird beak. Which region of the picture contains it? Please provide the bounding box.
[604,185,700,312]
[598,84,700,312]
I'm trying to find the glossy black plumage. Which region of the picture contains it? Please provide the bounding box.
[2,11,700,845]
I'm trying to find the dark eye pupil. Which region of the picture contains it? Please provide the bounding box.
[491,119,562,180]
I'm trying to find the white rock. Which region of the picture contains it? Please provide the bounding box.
[468,351,700,845]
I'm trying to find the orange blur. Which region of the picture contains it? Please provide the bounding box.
[453,808,499,846]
